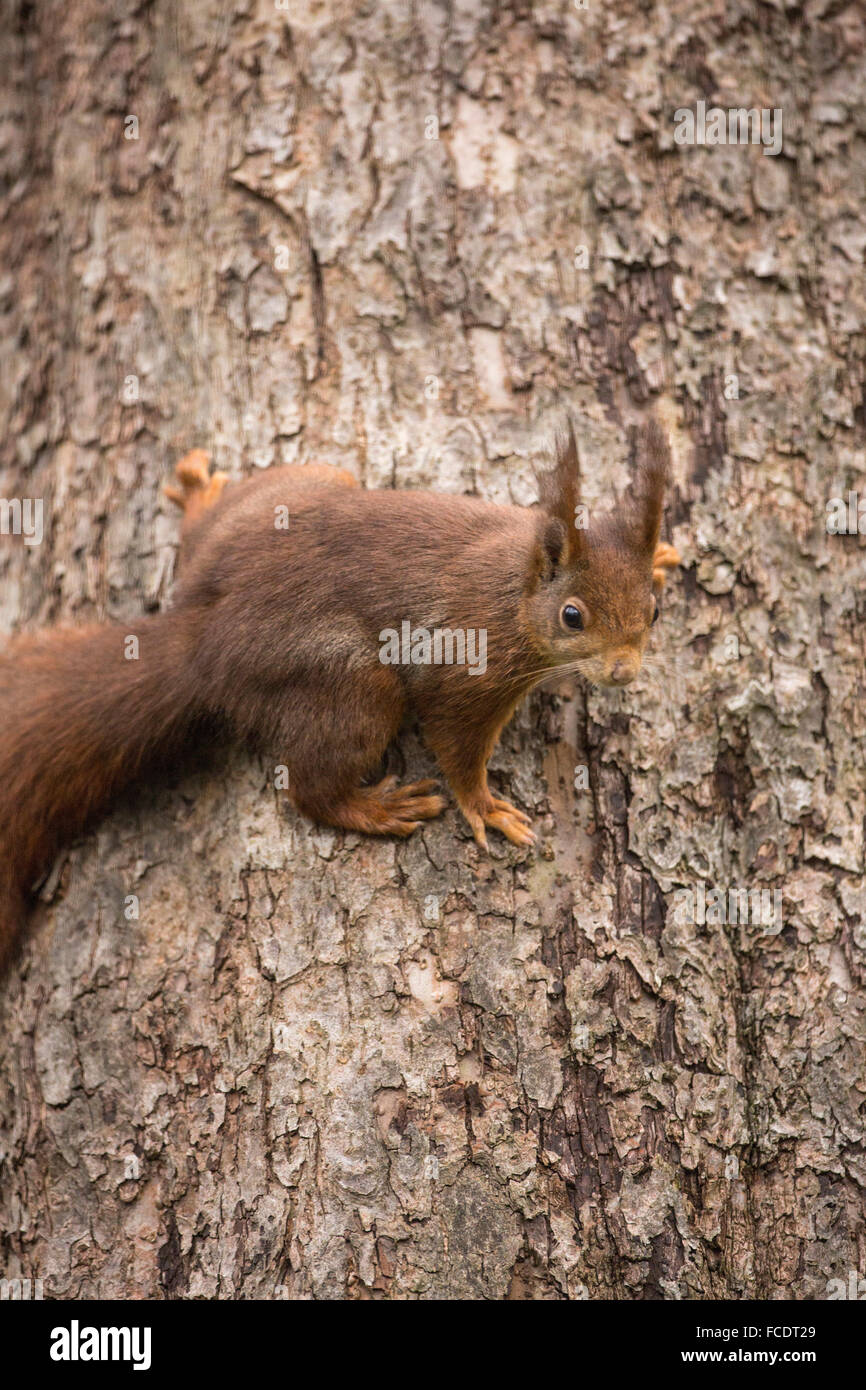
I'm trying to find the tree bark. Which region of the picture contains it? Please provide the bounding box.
[1,0,865,1300]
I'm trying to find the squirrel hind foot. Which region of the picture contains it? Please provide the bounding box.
[652,541,681,590]
[174,448,212,488]
[306,777,446,838]
[165,450,229,521]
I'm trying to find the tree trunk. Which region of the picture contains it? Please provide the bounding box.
[1,0,864,1300]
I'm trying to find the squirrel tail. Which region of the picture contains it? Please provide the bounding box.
[0,613,196,969]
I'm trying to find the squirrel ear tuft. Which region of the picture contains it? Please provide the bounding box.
[536,417,583,565]
[627,416,671,555]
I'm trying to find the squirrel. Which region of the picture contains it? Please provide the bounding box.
[0,419,679,968]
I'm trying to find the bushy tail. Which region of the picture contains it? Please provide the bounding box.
[0,613,196,968]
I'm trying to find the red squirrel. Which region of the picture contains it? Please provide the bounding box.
[0,419,679,967]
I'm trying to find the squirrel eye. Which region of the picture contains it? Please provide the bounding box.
[652,600,660,625]
[561,603,584,632]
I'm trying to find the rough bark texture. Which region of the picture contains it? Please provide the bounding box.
[1,0,865,1300]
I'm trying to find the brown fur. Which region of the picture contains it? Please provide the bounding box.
[0,428,679,968]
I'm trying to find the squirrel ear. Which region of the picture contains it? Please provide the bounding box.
[529,514,567,586]
[536,417,583,566]
[541,516,567,573]
[627,417,670,555]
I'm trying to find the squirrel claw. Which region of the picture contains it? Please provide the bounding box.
[464,797,534,850]
[467,815,489,852]
[487,808,536,847]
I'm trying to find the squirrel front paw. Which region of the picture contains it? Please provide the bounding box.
[462,795,535,851]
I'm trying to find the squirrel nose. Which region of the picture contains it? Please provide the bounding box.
[609,658,638,685]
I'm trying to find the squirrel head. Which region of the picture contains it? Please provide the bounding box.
[525,417,671,688]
